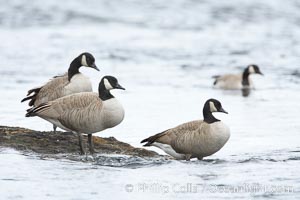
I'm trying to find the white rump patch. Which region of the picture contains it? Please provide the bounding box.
[209,101,217,112]
[81,55,88,66]
[152,142,186,160]
[104,78,113,90]
[248,66,255,74]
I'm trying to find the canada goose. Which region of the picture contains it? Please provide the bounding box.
[213,64,263,90]
[21,52,99,132]
[25,76,125,155]
[141,99,230,161]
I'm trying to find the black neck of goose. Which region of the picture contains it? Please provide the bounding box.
[68,57,81,81]
[203,103,220,124]
[242,68,250,86]
[98,82,114,101]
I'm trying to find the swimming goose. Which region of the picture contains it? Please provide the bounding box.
[141,99,230,161]
[213,64,263,90]
[25,76,125,155]
[21,52,99,132]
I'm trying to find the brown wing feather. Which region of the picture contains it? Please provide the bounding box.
[27,93,102,132]
[52,93,103,132]
[141,120,201,146]
[21,73,69,106]
[171,120,208,154]
[33,93,98,117]
[33,74,69,106]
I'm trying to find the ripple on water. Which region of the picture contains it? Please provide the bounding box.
[194,173,219,181]
[291,70,300,78]
[93,155,171,168]
[237,157,278,164]
[38,153,171,168]
[35,149,300,169]
[1,178,23,181]
[286,157,300,161]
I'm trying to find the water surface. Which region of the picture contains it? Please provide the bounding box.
[0,0,299,199]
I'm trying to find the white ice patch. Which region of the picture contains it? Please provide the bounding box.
[104,78,113,90]
[209,101,217,112]
[81,55,88,67]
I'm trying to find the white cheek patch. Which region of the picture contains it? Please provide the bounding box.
[81,55,88,66]
[209,101,218,112]
[104,78,113,90]
[248,66,255,74]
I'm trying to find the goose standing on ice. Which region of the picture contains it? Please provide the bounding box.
[141,99,230,161]
[213,64,263,90]
[25,76,125,155]
[21,52,99,132]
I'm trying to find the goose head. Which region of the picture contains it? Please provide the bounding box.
[79,52,99,71]
[206,99,228,114]
[98,76,125,100]
[102,76,125,90]
[247,64,263,75]
[203,99,228,123]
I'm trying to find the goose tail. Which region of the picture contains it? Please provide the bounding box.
[212,75,220,85]
[140,130,168,146]
[21,87,42,106]
[140,137,152,146]
[25,103,50,117]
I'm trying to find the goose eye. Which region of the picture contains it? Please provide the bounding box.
[86,58,91,64]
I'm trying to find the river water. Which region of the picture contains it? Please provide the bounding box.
[0,0,299,199]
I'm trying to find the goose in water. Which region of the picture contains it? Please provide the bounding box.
[21,52,99,132]
[141,99,230,161]
[213,64,263,90]
[25,76,125,155]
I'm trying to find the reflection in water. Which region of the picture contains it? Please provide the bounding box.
[242,88,251,97]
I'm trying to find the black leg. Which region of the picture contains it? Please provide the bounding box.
[53,125,57,133]
[77,133,85,155]
[185,154,192,161]
[88,134,95,154]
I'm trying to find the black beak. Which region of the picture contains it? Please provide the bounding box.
[258,70,263,75]
[219,107,228,114]
[90,63,100,71]
[115,83,125,90]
